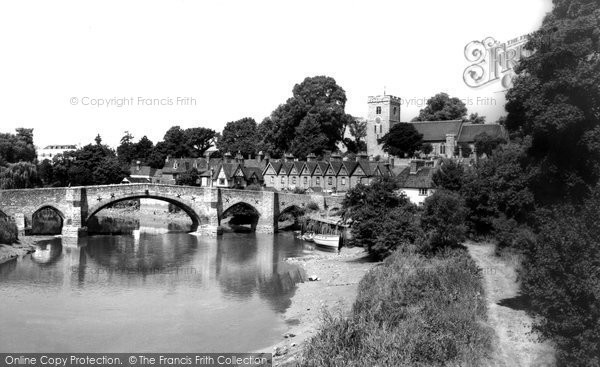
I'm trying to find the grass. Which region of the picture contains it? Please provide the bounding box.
[299,247,493,367]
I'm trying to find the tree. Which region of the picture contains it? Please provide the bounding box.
[0,128,36,164]
[290,115,329,159]
[117,131,136,164]
[378,123,423,158]
[0,162,40,189]
[256,118,278,156]
[521,189,600,365]
[176,168,200,186]
[419,190,467,252]
[134,136,155,162]
[162,126,189,158]
[454,143,473,158]
[473,132,506,157]
[421,143,433,155]
[468,113,486,124]
[185,127,216,157]
[504,0,600,204]
[432,159,465,191]
[217,117,258,157]
[264,76,352,157]
[346,118,367,153]
[413,93,467,121]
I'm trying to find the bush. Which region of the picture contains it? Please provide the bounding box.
[306,201,319,211]
[419,190,467,253]
[0,219,18,244]
[520,191,600,365]
[245,183,263,191]
[301,248,492,366]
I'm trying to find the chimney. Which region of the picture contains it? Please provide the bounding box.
[410,159,425,174]
[235,151,244,163]
[165,155,170,163]
[284,153,294,163]
[330,153,342,162]
[257,151,264,163]
[307,153,317,162]
[356,151,368,162]
[136,160,141,171]
[224,152,232,163]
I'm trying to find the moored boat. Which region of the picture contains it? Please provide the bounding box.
[302,232,315,242]
[313,234,340,250]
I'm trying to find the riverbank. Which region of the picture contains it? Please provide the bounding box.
[0,235,57,265]
[260,246,378,366]
[466,241,555,366]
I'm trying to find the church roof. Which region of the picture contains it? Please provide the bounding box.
[411,120,463,141]
[457,124,506,143]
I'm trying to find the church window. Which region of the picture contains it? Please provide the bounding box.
[376,106,381,114]
[379,125,382,133]
[440,145,446,154]
[374,125,377,133]
[393,107,397,115]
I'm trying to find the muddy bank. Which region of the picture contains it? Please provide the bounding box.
[260,246,378,366]
[0,235,57,265]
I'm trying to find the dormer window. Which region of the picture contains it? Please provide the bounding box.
[173,162,178,169]
[376,106,381,114]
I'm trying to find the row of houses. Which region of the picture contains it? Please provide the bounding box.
[123,152,440,204]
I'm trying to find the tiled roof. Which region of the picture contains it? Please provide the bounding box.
[242,167,264,181]
[316,161,329,175]
[411,120,463,141]
[129,165,158,178]
[457,124,506,143]
[303,161,318,175]
[328,161,343,175]
[341,161,358,176]
[396,166,436,188]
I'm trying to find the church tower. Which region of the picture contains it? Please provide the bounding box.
[366,94,402,158]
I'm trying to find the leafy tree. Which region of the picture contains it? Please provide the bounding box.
[185,127,217,157]
[378,123,423,158]
[413,93,467,121]
[176,168,200,186]
[256,118,278,156]
[0,128,36,164]
[505,0,600,204]
[0,162,41,189]
[346,118,367,153]
[263,76,352,157]
[468,113,486,124]
[217,117,258,157]
[432,159,465,191]
[38,159,55,186]
[454,143,473,158]
[521,188,600,365]
[116,131,136,164]
[343,177,420,260]
[290,115,329,159]
[134,136,154,162]
[421,143,433,155]
[51,137,127,186]
[473,132,506,157]
[419,190,467,253]
[162,126,189,158]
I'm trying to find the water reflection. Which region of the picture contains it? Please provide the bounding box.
[0,231,311,352]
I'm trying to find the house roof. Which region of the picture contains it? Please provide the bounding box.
[396,166,436,189]
[129,164,158,178]
[303,161,318,175]
[243,167,264,181]
[457,124,506,143]
[341,161,358,176]
[411,120,463,142]
[328,161,343,175]
[212,163,240,179]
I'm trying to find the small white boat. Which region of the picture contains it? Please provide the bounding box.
[302,232,315,242]
[313,234,340,250]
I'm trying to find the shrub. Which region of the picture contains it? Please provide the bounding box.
[306,201,319,211]
[245,183,263,191]
[520,191,600,365]
[292,187,307,194]
[419,190,467,253]
[0,219,18,244]
[301,248,492,366]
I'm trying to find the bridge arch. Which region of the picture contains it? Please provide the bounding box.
[220,201,261,232]
[32,205,65,235]
[85,195,204,232]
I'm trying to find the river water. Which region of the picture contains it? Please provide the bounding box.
[0,228,314,352]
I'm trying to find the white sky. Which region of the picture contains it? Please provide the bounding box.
[0,0,552,149]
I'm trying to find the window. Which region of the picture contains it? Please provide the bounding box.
[440,144,446,154]
[173,162,178,169]
[419,188,428,196]
[374,125,377,133]
[219,178,225,185]
[281,177,285,184]
[341,177,346,185]
[328,177,332,185]
[292,177,296,184]
[376,106,381,114]
[316,177,320,185]
[393,107,397,115]
[303,177,307,185]
[270,176,274,184]
[379,125,382,133]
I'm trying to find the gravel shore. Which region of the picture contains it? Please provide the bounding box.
[261,246,378,366]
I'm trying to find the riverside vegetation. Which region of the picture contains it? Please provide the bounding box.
[298,178,493,366]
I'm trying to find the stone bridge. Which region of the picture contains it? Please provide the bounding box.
[0,184,344,238]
